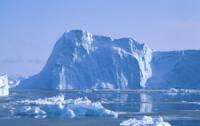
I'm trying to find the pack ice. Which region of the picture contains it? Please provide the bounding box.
[0,74,9,96]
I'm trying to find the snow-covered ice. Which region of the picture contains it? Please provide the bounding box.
[16,95,118,118]
[0,74,9,96]
[120,116,171,126]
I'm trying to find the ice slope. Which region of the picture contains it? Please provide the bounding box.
[147,50,200,89]
[0,74,9,96]
[18,30,152,90]
[16,95,117,118]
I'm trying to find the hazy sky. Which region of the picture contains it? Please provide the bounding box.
[0,0,200,75]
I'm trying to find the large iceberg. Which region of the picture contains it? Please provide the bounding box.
[15,95,118,118]
[18,30,152,90]
[16,30,200,90]
[0,74,9,96]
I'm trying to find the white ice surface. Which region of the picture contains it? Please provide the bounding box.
[120,116,171,126]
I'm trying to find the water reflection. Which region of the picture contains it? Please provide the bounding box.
[140,93,152,113]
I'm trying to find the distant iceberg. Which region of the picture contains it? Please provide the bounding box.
[147,50,200,89]
[16,95,118,118]
[120,116,171,126]
[0,74,9,96]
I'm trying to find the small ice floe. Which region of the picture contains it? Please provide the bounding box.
[16,95,118,118]
[167,88,179,96]
[120,116,171,126]
[0,74,9,96]
[167,88,200,96]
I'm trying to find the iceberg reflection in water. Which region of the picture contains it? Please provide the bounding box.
[0,89,200,126]
[140,93,152,113]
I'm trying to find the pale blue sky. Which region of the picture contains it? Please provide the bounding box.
[0,0,200,75]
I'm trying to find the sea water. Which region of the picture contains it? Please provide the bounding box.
[0,89,200,126]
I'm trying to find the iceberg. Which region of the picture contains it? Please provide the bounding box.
[147,50,200,89]
[18,30,152,90]
[0,74,9,96]
[16,95,118,118]
[120,116,171,126]
[15,30,200,90]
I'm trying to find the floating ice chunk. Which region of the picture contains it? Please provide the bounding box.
[0,74,9,96]
[67,97,117,117]
[167,88,179,96]
[16,95,117,118]
[120,116,171,126]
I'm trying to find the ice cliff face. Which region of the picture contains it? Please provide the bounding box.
[0,74,9,96]
[147,50,200,89]
[18,30,152,90]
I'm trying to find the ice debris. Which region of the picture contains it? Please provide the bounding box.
[16,95,118,118]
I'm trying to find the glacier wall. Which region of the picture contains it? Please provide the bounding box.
[18,30,152,90]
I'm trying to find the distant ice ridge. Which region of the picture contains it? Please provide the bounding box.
[18,29,152,90]
[120,116,171,126]
[16,95,118,118]
[0,74,9,96]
